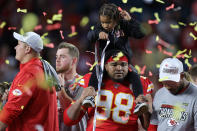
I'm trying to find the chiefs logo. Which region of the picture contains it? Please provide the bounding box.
[167,118,179,126]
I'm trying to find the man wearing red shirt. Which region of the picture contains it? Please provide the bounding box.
[0,32,59,131]
[64,50,153,131]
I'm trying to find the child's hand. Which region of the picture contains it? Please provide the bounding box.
[120,10,131,21]
[99,32,108,40]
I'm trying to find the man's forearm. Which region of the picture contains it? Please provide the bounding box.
[67,100,84,120]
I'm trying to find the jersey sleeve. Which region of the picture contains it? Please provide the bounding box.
[63,103,86,126]
[140,76,154,94]
[194,98,197,130]
[0,73,37,125]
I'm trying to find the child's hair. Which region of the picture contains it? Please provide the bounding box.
[99,3,120,22]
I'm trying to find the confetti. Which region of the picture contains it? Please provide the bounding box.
[156,64,160,68]
[113,52,124,61]
[178,22,186,26]
[68,32,78,37]
[121,116,129,121]
[91,26,94,30]
[122,0,128,3]
[163,50,173,56]
[41,32,48,39]
[157,45,163,52]
[60,30,64,39]
[193,57,197,63]
[118,7,123,12]
[148,20,159,24]
[173,6,181,11]
[173,49,187,58]
[184,54,192,59]
[46,23,61,31]
[17,8,27,13]
[194,25,197,32]
[140,65,146,75]
[80,16,89,27]
[155,0,165,4]
[149,71,153,76]
[130,7,143,13]
[189,32,197,40]
[34,25,42,31]
[58,9,63,14]
[86,62,92,67]
[43,12,47,16]
[170,24,179,29]
[145,49,152,54]
[47,19,53,24]
[8,27,17,30]
[189,22,197,26]
[156,35,173,49]
[45,43,54,48]
[19,28,25,35]
[89,61,98,71]
[5,60,9,64]
[21,105,24,110]
[134,65,141,74]
[52,14,62,21]
[166,3,175,11]
[0,21,6,29]
[185,59,192,68]
[154,12,160,23]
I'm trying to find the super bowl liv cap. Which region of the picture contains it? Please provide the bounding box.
[13,32,43,52]
[159,58,183,82]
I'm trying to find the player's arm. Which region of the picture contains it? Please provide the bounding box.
[64,86,96,125]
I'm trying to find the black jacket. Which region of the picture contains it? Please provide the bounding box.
[87,18,145,58]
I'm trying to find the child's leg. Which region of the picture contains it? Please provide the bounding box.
[128,65,143,98]
[88,66,98,90]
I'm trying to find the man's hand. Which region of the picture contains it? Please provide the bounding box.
[58,74,65,88]
[99,32,108,40]
[78,86,96,104]
[119,10,131,21]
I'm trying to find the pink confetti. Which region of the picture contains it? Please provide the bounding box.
[45,43,54,48]
[86,62,92,67]
[60,30,64,39]
[58,9,63,14]
[128,66,132,72]
[148,20,159,24]
[8,27,16,30]
[140,65,146,75]
[166,3,175,11]
[149,71,153,76]
[118,7,123,12]
[145,49,152,54]
[163,50,173,56]
[71,25,76,33]
[193,57,197,63]
[157,37,173,49]
[46,23,61,31]
[157,45,163,52]
[34,25,42,31]
[121,116,129,121]
[176,54,185,58]
[86,51,95,55]
[43,12,47,16]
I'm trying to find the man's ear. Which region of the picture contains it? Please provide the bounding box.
[72,57,78,66]
[25,45,31,54]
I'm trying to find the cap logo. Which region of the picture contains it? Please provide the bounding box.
[163,67,178,74]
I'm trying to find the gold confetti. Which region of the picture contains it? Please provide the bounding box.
[113,52,124,61]
[173,49,187,58]
[21,105,24,110]
[17,8,27,13]
[122,0,128,3]
[80,16,89,27]
[68,32,78,37]
[154,12,160,22]
[47,19,53,24]
[194,25,197,32]
[134,65,140,74]
[156,64,160,68]
[185,59,192,68]
[170,24,179,29]
[178,22,186,26]
[5,60,9,64]
[52,14,62,21]
[90,61,98,71]
[41,32,48,39]
[91,26,94,30]
[130,7,143,13]
[155,0,165,4]
[19,28,25,35]
[0,21,6,29]
[156,35,159,41]
[189,22,197,26]
[189,32,197,40]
